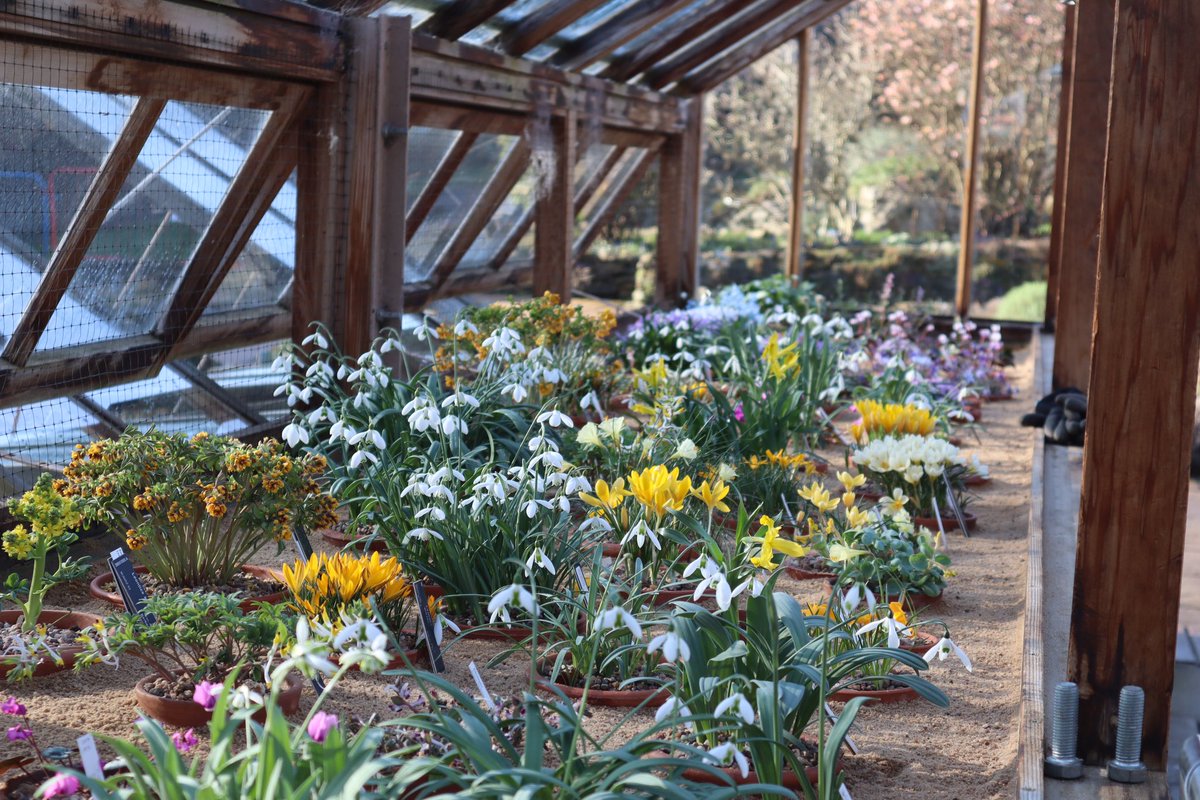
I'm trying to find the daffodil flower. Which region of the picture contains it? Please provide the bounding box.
[925,635,973,672]
[599,417,626,440]
[750,515,805,569]
[576,423,603,448]
[672,439,699,461]
[691,479,731,514]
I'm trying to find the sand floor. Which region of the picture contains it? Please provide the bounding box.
[0,346,1034,799]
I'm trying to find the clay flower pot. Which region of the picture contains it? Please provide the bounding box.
[0,766,57,800]
[964,473,991,487]
[913,510,978,532]
[455,624,535,643]
[530,668,669,708]
[320,527,386,553]
[823,579,942,612]
[133,673,302,728]
[784,565,837,581]
[667,746,838,789]
[899,630,941,656]
[649,586,716,607]
[829,681,919,704]
[0,610,102,680]
[89,565,286,612]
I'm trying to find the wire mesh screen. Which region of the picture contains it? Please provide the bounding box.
[576,149,659,305]
[0,39,311,500]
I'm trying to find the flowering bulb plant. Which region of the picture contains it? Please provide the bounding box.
[61,430,336,587]
[849,400,939,444]
[732,449,819,519]
[850,434,970,517]
[0,474,89,634]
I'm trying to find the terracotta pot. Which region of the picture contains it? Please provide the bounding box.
[650,586,716,607]
[133,673,302,728]
[599,542,621,558]
[857,489,884,503]
[913,510,978,532]
[824,580,942,612]
[0,766,55,800]
[320,527,387,553]
[964,473,991,487]
[455,624,534,643]
[983,392,1015,402]
[946,436,964,447]
[785,565,837,581]
[829,681,919,703]
[0,610,102,680]
[675,751,836,789]
[89,565,285,612]
[900,630,940,656]
[531,669,669,708]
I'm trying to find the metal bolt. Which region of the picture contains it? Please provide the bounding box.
[1045,682,1083,779]
[1108,685,1147,783]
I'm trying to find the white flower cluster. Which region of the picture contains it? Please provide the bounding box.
[851,434,966,482]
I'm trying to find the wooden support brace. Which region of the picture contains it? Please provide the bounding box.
[655,97,703,305]
[1044,4,1076,330]
[552,0,694,72]
[407,132,481,242]
[575,146,660,259]
[1067,0,1200,769]
[2,97,165,367]
[785,30,810,280]
[603,0,758,83]
[534,111,577,300]
[955,0,988,317]
[417,0,519,41]
[372,15,411,346]
[495,0,610,56]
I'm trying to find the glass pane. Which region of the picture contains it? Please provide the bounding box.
[0,83,137,345]
[407,134,517,281]
[83,370,240,437]
[189,341,291,424]
[0,398,101,498]
[458,164,536,270]
[36,99,272,351]
[407,127,460,212]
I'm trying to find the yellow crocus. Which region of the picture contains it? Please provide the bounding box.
[691,479,731,514]
[627,465,691,520]
[845,505,871,528]
[881,488,908,516]
[580,478,631,511]
[798,483,838,514]
[836,471,866,493]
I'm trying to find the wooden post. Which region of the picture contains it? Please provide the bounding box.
[954,0,987,318]
[1044,4,1076,330]
[655,97,703,306]
[372,14,410,358]
[1067,0,1200,770]
[534,109,577,301]
[785,30,810,280]
[1051,0,1115,391]
[294,82,341,348]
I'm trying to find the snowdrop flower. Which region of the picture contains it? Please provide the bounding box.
[282,422,309,448]
[488,584,538,623]
[577,516,614,536]
[441,391,480,410]
[291,618,337,677]
[563,475,591,495]
[924,635,973,672]
[529,451,565,470]
[683,556,738,611]
[414,320,438,341]
[483,326,524,357]
[522,499,551,518]
[349,449,378,469]
[621,520,661,551]
[654,695,692,727]
[581,391,601,412]
[329,419,354,442]
[857,614,910,649]
[647,628,690,663]
[440,415,467,436]
[229,684,264,709]
[503,383,529,403]
[453,319,478,336]
[713,692,755,726]
[537,409,574,428]
[405,527,444,542]
[839,583,876,617]
[524,547,555,576]
[597,606,643,639]
[415,507,446,522]
[705,743,750,779]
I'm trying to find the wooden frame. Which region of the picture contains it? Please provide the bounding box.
[494,0,610,57]
[533,111,578,298]
[575,146,661,259]
[552,0,695,71]
[955,0,988,317]
[603,0,759,83]
[656,97,703,304]
[785,31,810,279]
[1044,4,1076,330]
[416,0,519,41]
[407,131,480,243]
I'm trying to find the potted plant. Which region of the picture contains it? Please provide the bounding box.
[75,593,300,728]
[61,430,338,605]
[850,434,976,529]
[0,474,97,681]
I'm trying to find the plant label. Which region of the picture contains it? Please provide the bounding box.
[76,734,103,779]
[292,524,314,562]
[929,495,950,552]
[411,582,445,673]
[468,661,496,711]
[941,472,970,538]
[574,566,588,595]
[824,702,860,754]
[108,548,154,625]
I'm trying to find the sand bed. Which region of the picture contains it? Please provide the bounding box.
[0,347,1032,799]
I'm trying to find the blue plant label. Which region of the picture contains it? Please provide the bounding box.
[411,582,445,673]
[108,548,154,625]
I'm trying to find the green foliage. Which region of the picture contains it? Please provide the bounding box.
[995,280,1047,322]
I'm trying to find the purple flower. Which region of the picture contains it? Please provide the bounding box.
[1,697,26,717]
[192,681,221,711]
[41,773,81,798]
[307,711,339,743]
[171,728,198,754]
[733,403,745,423]
[6,725,32,741]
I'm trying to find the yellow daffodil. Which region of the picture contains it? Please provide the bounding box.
[750,515,805,569]
[691,479,731,514]
[828,543,869,563]
[576,423,603,448]
[762,333,800,381]
[717,463,738,481]
[580,478,632,511]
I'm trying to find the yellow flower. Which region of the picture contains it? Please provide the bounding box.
[888,601,908,626]
[672,439,699,461]
[598,417,626,440]
[627,465,691,520]
[2,526,33,560]
[580,478,631,511]
[836,471,866,493]
[851,400,938,444]
[576,423,603,448]
[283,552,410,624]
[762,333,800,381]
[845,505,871,528]
[881,488,908,516]
[716,463,738,482]
[798,483,838,514]
[750,515,805,570]
[829,543,869,563]
[691,479,731,514]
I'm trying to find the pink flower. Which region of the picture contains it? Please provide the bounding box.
[733,403,745,423]
[307,711,338,743]
[192,681,221,711]
[41,773,81,798]
[6,725,31,741]
[1,698,26,716]
[171,728,198,754]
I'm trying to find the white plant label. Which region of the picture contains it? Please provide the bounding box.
[77,733,103,779]
[468,661,496,711]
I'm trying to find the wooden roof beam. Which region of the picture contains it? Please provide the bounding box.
[552,0,696,71]
[603,0,759,83]
[680,0,855,94]
[495,0,611,56]
[1,97,166,368]
[416,0,521,41]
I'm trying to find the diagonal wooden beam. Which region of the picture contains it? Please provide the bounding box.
[495,0,610,56]
[642,0,806,90]
[406,131,480,242]
[575,146,660,258]
[603,0,759,83]
[679,0,855,94]
[424,139,532,299]
[1,97,166,367]
[552,0,696,71]
[155,86,309,355]
[416,0,521,41]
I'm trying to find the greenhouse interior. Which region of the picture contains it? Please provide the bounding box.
[0,0,1195,797]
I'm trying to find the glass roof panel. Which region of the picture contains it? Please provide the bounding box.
[457,163,537,271]
[407,127,460,213]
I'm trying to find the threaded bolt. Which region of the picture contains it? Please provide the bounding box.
[1045,681,1083,779]
[1108,685,1147,783]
